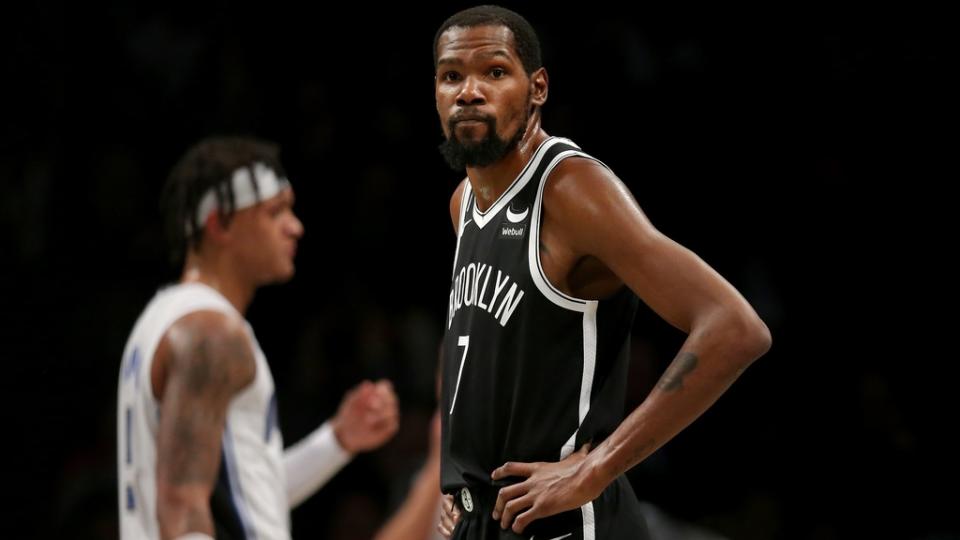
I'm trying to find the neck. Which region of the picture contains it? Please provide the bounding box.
[467,116,548,212]
[181,250,255,314]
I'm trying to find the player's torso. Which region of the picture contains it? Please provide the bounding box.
[440,137,639,490]
[117,283,289,540]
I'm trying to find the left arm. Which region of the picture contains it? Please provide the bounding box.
[373,411,445,540]
[493,158,771,532]
[285,379,399,508]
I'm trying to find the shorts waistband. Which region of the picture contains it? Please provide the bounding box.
[450,484,501,515]
[450,483,585,538]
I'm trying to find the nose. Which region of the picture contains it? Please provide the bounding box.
[287,212,304,239]
[456,75,486,107]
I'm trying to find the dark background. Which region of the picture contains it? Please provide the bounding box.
[2,2,953,539]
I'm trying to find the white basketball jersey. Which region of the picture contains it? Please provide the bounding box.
[117,282,289,539]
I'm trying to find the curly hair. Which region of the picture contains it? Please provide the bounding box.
[161,136,286,263]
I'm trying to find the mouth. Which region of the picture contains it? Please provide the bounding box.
[455,119,485,127]
[451,113,491,125]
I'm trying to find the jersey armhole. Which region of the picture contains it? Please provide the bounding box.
[528,151,610,313]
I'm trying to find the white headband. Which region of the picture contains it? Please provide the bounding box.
[189,162,290,233]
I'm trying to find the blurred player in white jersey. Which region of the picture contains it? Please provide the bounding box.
[117,136,399,539]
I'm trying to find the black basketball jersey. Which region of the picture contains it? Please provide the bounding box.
[440,136,640,496]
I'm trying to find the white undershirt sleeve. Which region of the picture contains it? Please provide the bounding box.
[283,421,354,508]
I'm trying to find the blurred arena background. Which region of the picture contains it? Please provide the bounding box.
[1,2,953,538]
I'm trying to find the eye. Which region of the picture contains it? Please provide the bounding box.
[441,70,462,82]
[490,67,506,78]
[267,201,290,217]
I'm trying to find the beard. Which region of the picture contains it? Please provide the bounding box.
[438,105,530,171]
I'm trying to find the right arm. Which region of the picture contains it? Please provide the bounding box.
[153,311,256,539]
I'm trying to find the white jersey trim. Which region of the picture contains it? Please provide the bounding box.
[581,501,597,540]
[470,137,573,229]
[560,304,598,459]
[528,148,610,313]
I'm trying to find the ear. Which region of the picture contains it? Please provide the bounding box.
[203,211,231,246]
[529,67,548,107]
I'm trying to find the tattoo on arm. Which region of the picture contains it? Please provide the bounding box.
[184,339,214,393]
[628,437,657,465]
[539,239,550,256]
[157,316,256,533]
[656,351,699,392]
[164,337,226,485]
[158,318,256,486]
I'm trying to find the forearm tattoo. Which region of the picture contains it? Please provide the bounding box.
[628,437,657,465]
[656,351,699,392]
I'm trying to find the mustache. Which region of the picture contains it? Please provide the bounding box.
[446,113,496,140]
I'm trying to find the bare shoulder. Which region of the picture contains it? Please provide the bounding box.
[542,156,654,254]
[543,156,640,217]
[449,177,469,234]
[155,310,256,399]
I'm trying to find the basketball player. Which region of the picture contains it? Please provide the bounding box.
[116,136,399,540]
[434,6,772,539]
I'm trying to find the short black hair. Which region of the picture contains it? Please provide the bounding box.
[433,5,542,75]
[161,135,286,263]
